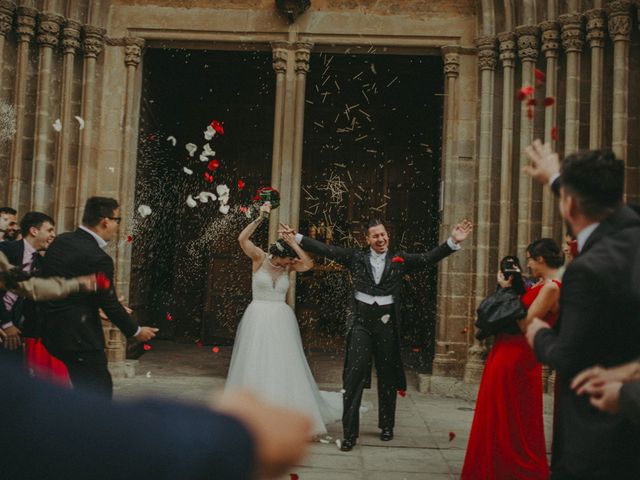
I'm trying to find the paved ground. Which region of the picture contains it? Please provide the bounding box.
[114,341,552,479]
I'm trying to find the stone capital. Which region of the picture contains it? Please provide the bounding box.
[606,0,633,42]
[82,24,106,59]
[294,40,313,74]
[0,0,15,38]
[124,37,145,67]
[442,45,460,78]
[497,31,517,67]
[16,5,37,43]
[585,9,607,48]
[476,35,497,71]
[271,41,289,74]
[539,21,560,58]
[558,13,584,53]
[62,19,82,54]
[515,25,539,62]
[36,12,64,48]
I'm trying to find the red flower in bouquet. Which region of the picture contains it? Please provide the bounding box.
[211,119,225,135]
[237,179,245,190]
[204,172,214,183]
[96,272,111,291]
[391,256,405,263]
[207,159,220,171]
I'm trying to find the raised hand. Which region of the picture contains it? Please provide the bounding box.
[278,223,296,236]
[451,219,473,244]
[523,139,560,185]
[281,231,296,246]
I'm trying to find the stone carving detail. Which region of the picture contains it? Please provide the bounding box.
[585,9,607,47]
[0,0,15,38]
[36,12,63,48]
[294,41,312,74]
[476,36,497,71]
[16,6,37,43]
[442,46,460,78]
[497,31,516,66]
[540,21,560,57]
[515,25,539,61]
[62,19,82,54]
[82,25,106,59]
[271,42,289,74]
[124,37,145,67]
[606,1,632,42]
[559,13,584,53]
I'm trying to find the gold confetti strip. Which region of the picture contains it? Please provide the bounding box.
[314,121,324,128]
[367,45,375,53]
[334,80,341,92]
[347,170,353,182]
[353,72,363,80]
[386,76,399,87]
[358,108,370,118]
[353,192,362,200]
[366,149,378,153]
[322,64,331,78]
[355,135,368,142]
[306,100,314,105]
[334,113,340,123]
[333,163,346,168]
[362,90,370,103]
[315,84,320,92]
[322,76,331,86]
[326,55,334,67]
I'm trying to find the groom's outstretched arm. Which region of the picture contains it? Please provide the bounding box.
[297,235,355,267]
[402,219,472,271]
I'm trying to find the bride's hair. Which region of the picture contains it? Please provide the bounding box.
[269,239,299,259]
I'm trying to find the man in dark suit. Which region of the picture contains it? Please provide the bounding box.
[0,348,313,480]
[0,212,56,352]
[524,141,640,479]
[0,206,18,242]
[41,197,157,398]
[283,218,473,450]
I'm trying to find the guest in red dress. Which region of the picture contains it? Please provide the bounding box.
[462,239,564,480]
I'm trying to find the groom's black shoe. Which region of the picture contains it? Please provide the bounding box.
[380,428,394,441]
[340,437,357,452]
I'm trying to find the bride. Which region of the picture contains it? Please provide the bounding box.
[224,203,341,436]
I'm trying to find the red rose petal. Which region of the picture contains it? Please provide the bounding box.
[411,347,421,353]
[543,97,555,106]
[196,340,203,348]
[212,346,220,353]
[96,272,111,291]
[143,344,152,351]
[534,68,546,83]
[204,172,214,183]
[237,179,245,190]
[449,431,456,441]
[551,126,559,141]
[517,85,534,101]
[527,98,537,106]
[211,119,225,135]
[239,206,248,213]
[207,159,220,171]
[527,105,534,119]
[461,327,469,334]
[391,256,405,263]
[127,235,133,243]
[397,389,407,397]
[166,312,172,321]
[290,475,299,480]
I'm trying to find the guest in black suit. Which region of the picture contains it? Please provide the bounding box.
[283,218,473,451]
[0,212,56,352]
[523,142,640,479]
[0,206,18,242]
[41,197,157,398]
[0,349,313,480]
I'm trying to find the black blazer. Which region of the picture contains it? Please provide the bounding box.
[300,236,456,390]
[40,229,139,354]
[0,349,255,480]
[534,205,640,478]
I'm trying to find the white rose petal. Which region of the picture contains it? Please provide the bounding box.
[183,167,193,175]
[53,119,62,132]
[219,204,230,215]
[197,191,217,203]
[75,116,85,130]
[145,371,152,378]
[219,195,229,206]
[185,143,197,157]
[216,184,230,197]
[199,154,208,162]
[137,205,152,218]
[166,135,177,146]
[186,195,197,208]
[202,143,215,157]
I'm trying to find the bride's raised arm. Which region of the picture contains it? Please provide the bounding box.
[238,204,270,266]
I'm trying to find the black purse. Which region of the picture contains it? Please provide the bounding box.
[475,287,526,340]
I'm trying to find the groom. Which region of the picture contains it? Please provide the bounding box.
[283,218,472,450]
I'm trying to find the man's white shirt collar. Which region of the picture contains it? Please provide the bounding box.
[80,225,107,249]
[576,223,599,253]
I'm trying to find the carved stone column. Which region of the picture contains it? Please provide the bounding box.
[268,42,289,244]
[74,25,105,224]
[540,21,560,239]
[53,19,82,232]
[559,13,584,155]
[432,47,462,378]
[515,25,540,258]
[31,12,64,212]
[7,6,37,210]
[606,1,632,184]
[586,9,606,149]
[0,1,15,95]
[497,31,516,258]
[463,36,497,384]
[286,40,312,307]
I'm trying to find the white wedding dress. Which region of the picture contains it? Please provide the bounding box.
[224,255,343,435]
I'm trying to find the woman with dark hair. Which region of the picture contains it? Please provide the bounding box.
[225,203,341,437]
[462,239,563,480]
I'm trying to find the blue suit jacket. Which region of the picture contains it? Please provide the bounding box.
[0,351,256,480]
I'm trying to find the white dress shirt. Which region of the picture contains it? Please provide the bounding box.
[2,239,37,328]
[576,223,600,253]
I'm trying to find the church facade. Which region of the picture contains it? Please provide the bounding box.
[1,0,639,388]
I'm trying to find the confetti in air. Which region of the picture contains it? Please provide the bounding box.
[143,344,152,351]
[186,195,198,208]
[185,143,197,157]
[137,205,152,218]
[166,135,177,146]
[75,116,85,130]
[449,431,456,442]
[53,119,62,132]
[183,166,193,175]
